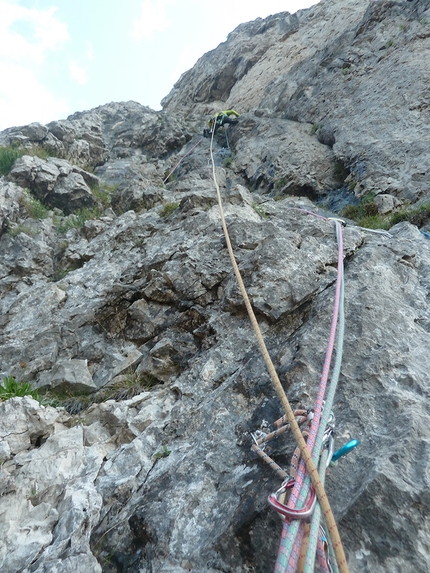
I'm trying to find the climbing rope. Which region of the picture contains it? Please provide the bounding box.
[275,215,345,573]
[209,131,350,573]
[163,138,204,184]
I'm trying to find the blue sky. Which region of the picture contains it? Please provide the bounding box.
[0,0,320,130]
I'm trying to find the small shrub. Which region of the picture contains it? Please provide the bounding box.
[40,390,93,415]
[333,160,350,183]
[0,144,64,177]
[20,190,50,219]
[273,177,288,191]
[0,146,24,175]
[160,202,179,217]
[341,196,430,231]
[154,445,171,460]
[27,144,52,161]
[388,203,430,228]
[0,376,39,401]
[103,370,159,402]
[40,371,160,414]
[6,224,38,237]
[252,202,268,219]
[348,179,358,191]
[341,191,380,226]
[356,214,388,230]
[163,169,176,184]
[55,206,103,233]
[91,183,118,208]
[51,268,71,282]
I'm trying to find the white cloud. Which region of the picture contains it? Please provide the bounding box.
[0,1,71,129]
[0,2,70,63]
[130,0,174,41]
[0,62,69,129]
[69,60,87,85]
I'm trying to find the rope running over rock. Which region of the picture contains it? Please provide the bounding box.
[208,130,349,573]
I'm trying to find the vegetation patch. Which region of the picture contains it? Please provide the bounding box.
[252,202,268,219]
[102,371,159,402]
[341,191,377,221]
[223,155,234,168]
[0,144,61,176]
[91,183,118,209]
[0,376,40,401]
[55,206,103,233]
[0,146,24,175]
[6,224,39,237]
[160,202,179,217]
[163,168,176,184]
[333,160,350,183]
[388,203,430,228]
[273,177,288,191]
[19,189,50,219]
[341,195,430,230]
[39,370,160,415]
[154,445,171,460]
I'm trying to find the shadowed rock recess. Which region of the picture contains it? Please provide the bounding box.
[1,1,430,572]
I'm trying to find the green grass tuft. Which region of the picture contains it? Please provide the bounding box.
[20,189,50,219]
[341,195,430,231]
[0,376,40,401]
[55,206,103,233]
[252,202,268,219]
[0,146,24,175]
[160,202,179,217]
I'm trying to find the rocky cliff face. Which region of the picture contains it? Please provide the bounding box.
[0,1,430,572]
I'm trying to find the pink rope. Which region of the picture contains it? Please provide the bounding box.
[276,219,344,572]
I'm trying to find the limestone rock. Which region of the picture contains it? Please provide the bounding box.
[163,0,430,205]
[0,180,24,232]
[1,1,430,572]
[48,171,95,214]
[232,114,338,196]
[111,181,163,213]
[9,156,96,214]
[373,193,403,214]
[36,358,97,393]
[9,155,59,198]
[0,231,54,277]
[0,397,62,455]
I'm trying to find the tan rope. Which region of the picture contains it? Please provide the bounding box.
[209,132,349,573]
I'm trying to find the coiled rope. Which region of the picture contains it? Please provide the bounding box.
[209,131,349,573]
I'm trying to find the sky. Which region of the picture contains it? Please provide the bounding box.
[0,0,320,131]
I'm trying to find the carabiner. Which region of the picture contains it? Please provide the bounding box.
[331,439,359,463]
[268,478,317,521]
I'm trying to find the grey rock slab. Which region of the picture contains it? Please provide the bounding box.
[0,180,24,229]
[0,499,59,573]
[0,231,54,277]
[0,397,61,455]
[232,115,338,195]
[49,172,95,214]
[9,155,60,198]
[36,358,97,393]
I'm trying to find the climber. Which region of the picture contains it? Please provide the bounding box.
[203,109,240,138]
